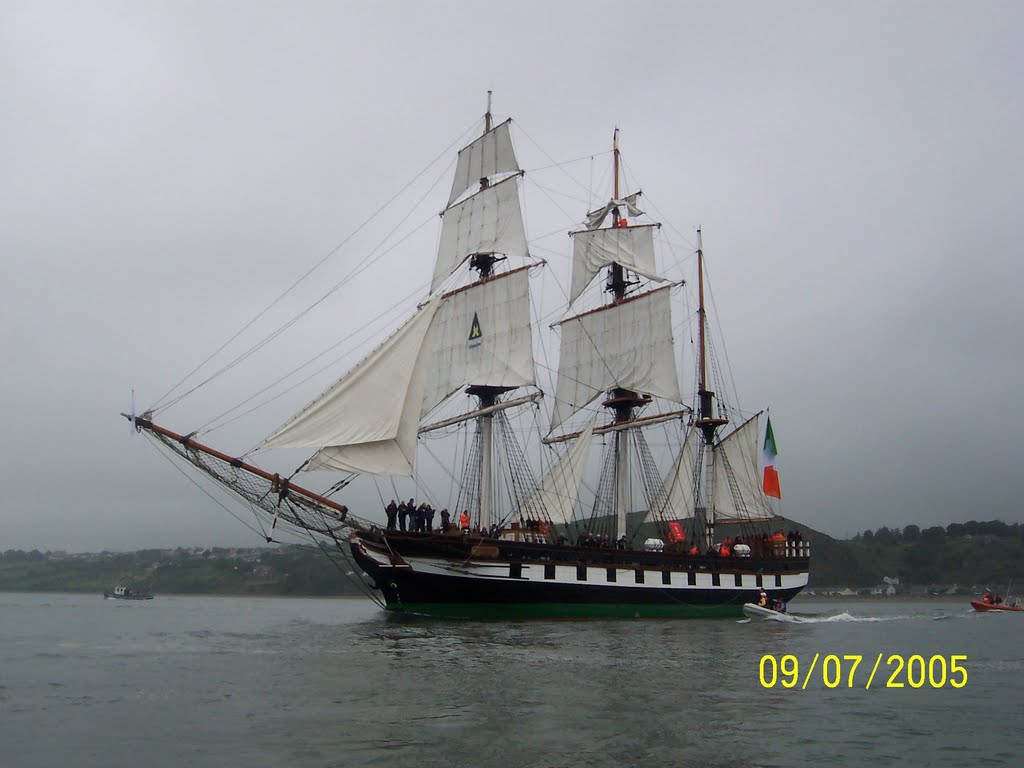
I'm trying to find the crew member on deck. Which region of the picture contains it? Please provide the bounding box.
[459,510,471,533]
[385,500,398,531]
[440,508,451,533]
[398,501,409,532]
[770,530,786,557]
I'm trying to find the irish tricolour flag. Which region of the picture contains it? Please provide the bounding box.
[761,416,782,499]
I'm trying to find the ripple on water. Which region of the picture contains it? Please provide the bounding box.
[2,595,1021,767]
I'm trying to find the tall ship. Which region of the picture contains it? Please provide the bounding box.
[128,96,810,618]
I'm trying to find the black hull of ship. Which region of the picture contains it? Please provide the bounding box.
[349,530,809,619]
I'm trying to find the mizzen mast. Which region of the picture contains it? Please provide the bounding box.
[693,227,729,548]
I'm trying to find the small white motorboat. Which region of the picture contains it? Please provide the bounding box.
[742,602,788,620]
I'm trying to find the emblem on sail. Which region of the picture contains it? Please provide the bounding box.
[468,312,482,347]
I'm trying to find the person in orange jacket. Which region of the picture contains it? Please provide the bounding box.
[459,510,471,532]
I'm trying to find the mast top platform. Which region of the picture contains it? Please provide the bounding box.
[695,417,729,429]
[466,384,517,399]
[601,391,651,410]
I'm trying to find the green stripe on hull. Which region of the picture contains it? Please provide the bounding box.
[386,602,745,620]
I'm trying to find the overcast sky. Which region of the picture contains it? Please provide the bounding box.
[2,1,1022,551]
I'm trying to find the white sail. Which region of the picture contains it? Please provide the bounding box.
[585,192,644,229]
[420,267,535,417]
[712,412,775,522]
[521,422,594,526]
[432,176,527,293]
[551,287,682,430]
[645,425,698,524]
[569,224,665,304]
[448,119,519,206]
[262,298,441,476]
[309,438,417,476]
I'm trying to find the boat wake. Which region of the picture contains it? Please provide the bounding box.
[791,611,911,623]
[741,611,911,624]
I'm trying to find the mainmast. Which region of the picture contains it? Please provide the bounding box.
[602,129,648,541]
[693,227,728,548]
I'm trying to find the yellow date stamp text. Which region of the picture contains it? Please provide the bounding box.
[759,654,967,689]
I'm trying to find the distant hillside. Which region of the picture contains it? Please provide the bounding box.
[0,546,368,596]
[3,520,1021,595]
[809,521,1024,588]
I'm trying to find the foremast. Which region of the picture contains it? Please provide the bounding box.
[260,93,535,528]
[465,92,519,530]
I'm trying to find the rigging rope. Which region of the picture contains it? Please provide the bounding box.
[143,434,270,541]
[141,423,387,606]
[198,280,429,437]
[150,118,481,416]
[157,199,445,419]
[304,511,386,608]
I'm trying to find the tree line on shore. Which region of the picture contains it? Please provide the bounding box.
[0,546,368,596]
[1,519,1021,595]
[808,520,1023,587]
[854,519,1024,543]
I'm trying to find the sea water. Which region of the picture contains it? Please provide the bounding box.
[1,593,1020,767]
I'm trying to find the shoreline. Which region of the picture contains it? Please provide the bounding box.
[0,588,372,599]
[795,593,982,602]
[2,588,990,603]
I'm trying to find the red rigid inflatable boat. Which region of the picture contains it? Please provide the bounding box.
[971,600,1023,612]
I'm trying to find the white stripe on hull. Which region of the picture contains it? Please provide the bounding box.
[354,539,809,593]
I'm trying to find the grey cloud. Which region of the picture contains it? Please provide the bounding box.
[2,1,1022,550]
